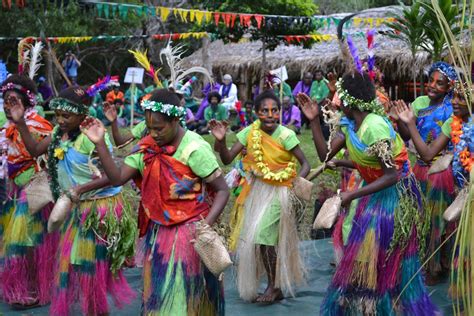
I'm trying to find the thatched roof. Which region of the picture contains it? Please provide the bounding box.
[182,6,431,84]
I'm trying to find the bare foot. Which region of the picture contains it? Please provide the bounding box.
[256,285,284,304]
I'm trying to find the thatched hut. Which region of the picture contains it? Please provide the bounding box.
[182,6,431,101]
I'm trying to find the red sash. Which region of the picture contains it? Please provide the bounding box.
[137,136,211,234]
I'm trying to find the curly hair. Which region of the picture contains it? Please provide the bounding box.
[207,91,222,103]
[254,90,281,111]
[341,72,376,103]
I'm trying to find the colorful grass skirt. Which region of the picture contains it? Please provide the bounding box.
[142,220,225,316]
[321,175,439,315]
[50,193,136,316]
[0,183,59,305]
[414,162,456,277]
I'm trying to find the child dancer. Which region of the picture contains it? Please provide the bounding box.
[210,90,310,303]
[0,74,58,308]
[81,88,229,315]
[298,72,438,314]
[10,86,136,315]
[395,62,458,284]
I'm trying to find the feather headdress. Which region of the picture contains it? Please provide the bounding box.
[86,75,119,97]
[17,39,44,80]
[28,42,44,80]
[160,41,212,90]
[129,49,163,88]
[337,13,358,74]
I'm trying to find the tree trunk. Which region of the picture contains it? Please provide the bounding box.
[202,36,211,85]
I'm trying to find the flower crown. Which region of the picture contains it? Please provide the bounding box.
[49,97,89,115]
[429,61,458,82]
[335,78,385,116]
[141,99,187,126]
[1,82,37,106]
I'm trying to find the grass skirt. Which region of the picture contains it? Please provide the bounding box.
[50,193,136,316]
[142,220,224,316]
[0,183,59,305]
[321,175,439,315]
[413,162,456,277]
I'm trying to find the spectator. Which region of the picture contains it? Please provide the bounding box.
[61,50,81,84]
[231,100,257,132]
[292,72,313,99]
[106,84,125,104]
[37,76,53,101]
[271,77,294,102]
[194,91,228,134]
[281,95,301,134]
[219,74,238,112]
[310,69,329,103]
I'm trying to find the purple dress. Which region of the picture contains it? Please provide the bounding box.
[292,81,312,99]
[282,105,301,128]
[195,83,221,120]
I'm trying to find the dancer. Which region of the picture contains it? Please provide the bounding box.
[81,88,229,315]
[211,90,310,303]
[297,71,438,314]
[9,86,136,315]
[0,74,58,308]
[395,61,458,284]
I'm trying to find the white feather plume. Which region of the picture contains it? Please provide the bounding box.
[28,42,44,80]
[21,48,31,74]
[160,41,212,89]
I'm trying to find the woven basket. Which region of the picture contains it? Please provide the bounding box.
[428,154,453,175]
[293,176,314,202]
[443,187,468,222]
[192,222,232,278]
[25,170,53,215]
[47,194,73,233]
[313,193,342,229]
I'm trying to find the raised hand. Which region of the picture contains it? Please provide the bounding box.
[326,72,337,93]
[296,92,319,121]
[393,100,415,124]
[103,102,117,122]
[80,117,106,144]
[387,101,399,121]
[209,119,228,141]
[7,95,25,123]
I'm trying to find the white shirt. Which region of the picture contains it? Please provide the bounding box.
[219,83,238,110]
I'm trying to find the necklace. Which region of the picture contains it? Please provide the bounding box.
[451,116,473,186]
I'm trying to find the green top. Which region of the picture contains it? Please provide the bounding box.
[131,121,147,139]
[273,82,294,102]
[441,116,453,137]
[0,111,7,127]
[310,79,329,103]
[204,104,228,121]
[236,123,300,151]
[411,96,431,117]
[124,130,219,179]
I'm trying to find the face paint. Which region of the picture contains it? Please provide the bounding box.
[452,91,471,119]
[257,99,280,133]
[426,71,450,103]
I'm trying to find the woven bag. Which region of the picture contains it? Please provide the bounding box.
[293,176,314,202]
[443,187,468,222]
[313,191,342,229]
[25,170,53,214]
[192,222,232,279]
[47,194,73,233]
[428,153,454,175]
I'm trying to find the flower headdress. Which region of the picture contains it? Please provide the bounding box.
[49,87,90,115]
[141,99,187,127]
[335,78,385,116]
[428,61,458,82]
[1,82,37,106]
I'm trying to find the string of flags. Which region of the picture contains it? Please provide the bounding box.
[90,1,396,30]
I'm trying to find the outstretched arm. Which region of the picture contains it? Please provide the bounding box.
[297,92,345,162]
[394,100,449,162]
[7,95,51,157]
[209,120,243,165]
[81,119,139,186]
[291,145,310,178]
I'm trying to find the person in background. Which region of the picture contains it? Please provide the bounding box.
[281,95,301,134]
[61,50,81,84]
[310,69,329,104]
[195,81,221,121]
[197,91,228,135]
[106,84,124,104]
[271,77,294,103]
[231,100,258,132]
[293,72,314,128]
[219,74,238,112]
[37,76,53,101]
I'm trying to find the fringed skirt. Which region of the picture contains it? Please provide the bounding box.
[414,162,457,277]
[50,193,136,316]
[0,183,59,305]
[142,220,225,316]
[321,175,439,315]
[235,177,304,301]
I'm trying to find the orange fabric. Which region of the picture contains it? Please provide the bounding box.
[376,89,390,112]
[242,125,297,187]
[106,90,124,103]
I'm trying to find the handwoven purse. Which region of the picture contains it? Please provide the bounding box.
[293,176,314,202]
[25,170,54,215]
[443,187,468,222]
[313,190,342,229]
[428,153,454,175]
[192,221,232,279]
[47,194,73,232]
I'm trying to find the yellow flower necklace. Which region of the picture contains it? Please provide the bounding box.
[250,123,296,182]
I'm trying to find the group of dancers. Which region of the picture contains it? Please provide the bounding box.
[0,38,473,316]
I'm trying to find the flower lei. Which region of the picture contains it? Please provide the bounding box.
[49,97,89,115]
[335,78,385,116]
[141,99,187,127]
[1,82,37,106]
[451,116,474,187]
[251,122,296,182]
